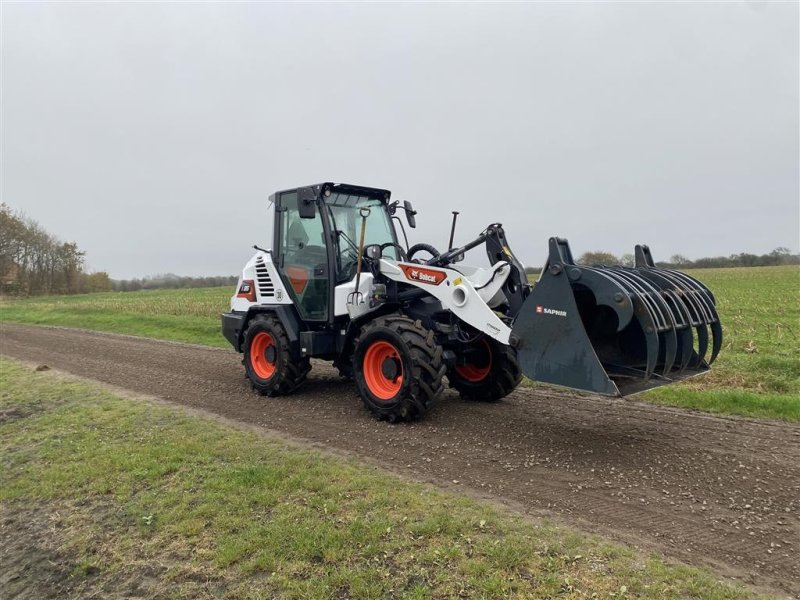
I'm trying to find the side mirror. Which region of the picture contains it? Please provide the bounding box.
[404,200,417,228]
[297,187,317,219]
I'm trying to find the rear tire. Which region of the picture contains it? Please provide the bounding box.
[354,315,445,422]
[243,314,310,396]
[448,337,521,402]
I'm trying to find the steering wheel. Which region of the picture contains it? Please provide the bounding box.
[379,242,408,262]
[407,243,441,264]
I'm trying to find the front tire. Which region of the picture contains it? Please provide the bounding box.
[354,315,445,422]
[243,314,310,396]
[448,336,521,402]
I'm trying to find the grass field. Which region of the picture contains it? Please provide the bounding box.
[641,266,799,420]
[1,266,798,421]
[0,286,228,347]
[0,359,768,599]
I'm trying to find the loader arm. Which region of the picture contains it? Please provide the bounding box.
[378,259,513,345]
[425,223,530,316]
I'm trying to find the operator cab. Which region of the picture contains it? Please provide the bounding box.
[271,183,412,324]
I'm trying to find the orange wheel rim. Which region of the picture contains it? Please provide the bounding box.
[455,338,492,383]
[250,332,277,379]
[363,340,403,401]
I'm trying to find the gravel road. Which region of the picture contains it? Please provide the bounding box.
[1,323,798,595]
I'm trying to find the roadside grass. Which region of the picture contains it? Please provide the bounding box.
[0,359,767,599]
[1,265,798,421]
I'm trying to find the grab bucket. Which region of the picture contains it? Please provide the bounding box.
[512,238,722,396]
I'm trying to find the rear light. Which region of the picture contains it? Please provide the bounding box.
[237,279,256,302]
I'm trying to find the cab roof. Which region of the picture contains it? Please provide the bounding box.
[269,182,391,205]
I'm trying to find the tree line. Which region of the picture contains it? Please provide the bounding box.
[112,274,238,292]
[0,203,112,296]
[576,248,799,269]
[0,204,237,296]
[523,248,799,275]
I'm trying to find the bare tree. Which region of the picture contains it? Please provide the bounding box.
[0,203,90,296]
[577,251,620,266]
[770,247,791,265]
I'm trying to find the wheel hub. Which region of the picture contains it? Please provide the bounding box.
[381,356,401,381]
[265,345,277,363]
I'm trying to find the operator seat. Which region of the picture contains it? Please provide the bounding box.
[287,220,309,250]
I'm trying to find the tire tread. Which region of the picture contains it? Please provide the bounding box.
[243,314,310,396]
[354,315,445,422]
[448,340,522,402]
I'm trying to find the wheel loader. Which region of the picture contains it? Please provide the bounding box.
[222,182,722,422]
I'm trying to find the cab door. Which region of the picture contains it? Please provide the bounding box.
[276,191,330,321]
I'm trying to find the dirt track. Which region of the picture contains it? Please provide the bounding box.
[1,323,798,595]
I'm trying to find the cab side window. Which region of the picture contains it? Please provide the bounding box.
[279,192,329,321]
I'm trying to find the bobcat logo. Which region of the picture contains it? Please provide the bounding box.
[400,264,446,286]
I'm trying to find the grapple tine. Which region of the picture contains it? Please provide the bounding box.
[661,325,678,374]
[676,326,694,372]
[633,296,661,380]
[709,320,723,365]
[693,325,709,367]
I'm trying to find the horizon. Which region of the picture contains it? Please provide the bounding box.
[4,198,798,281]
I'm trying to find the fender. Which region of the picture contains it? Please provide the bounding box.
[223,304,303,356]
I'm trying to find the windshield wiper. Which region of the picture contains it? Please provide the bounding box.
[337,230,359,253]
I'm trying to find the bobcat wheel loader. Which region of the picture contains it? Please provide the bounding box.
[222,182,722,422]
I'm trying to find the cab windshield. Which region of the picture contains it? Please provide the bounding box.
[326,193,398,283]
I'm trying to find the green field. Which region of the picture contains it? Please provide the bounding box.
[0,360,767,599]
[1,266,798,421]
[0,286,228,347]
[641,266,799,420]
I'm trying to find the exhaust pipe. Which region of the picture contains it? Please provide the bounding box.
[512,238,722,397]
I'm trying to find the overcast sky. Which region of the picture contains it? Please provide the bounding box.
[2,1,798,279]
